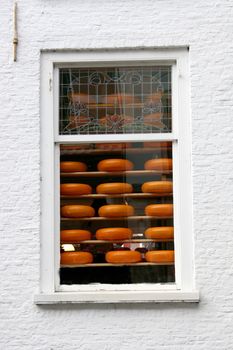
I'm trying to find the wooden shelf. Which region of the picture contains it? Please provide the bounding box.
[61,238,173,244]
[61,170,172,178]
[60,262,174,268]
[61,215,173,221]
[60,147,172,156]
[61,193,172,199]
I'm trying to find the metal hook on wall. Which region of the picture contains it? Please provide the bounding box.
[13,2,18,61]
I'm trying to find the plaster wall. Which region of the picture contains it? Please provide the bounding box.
[1,1,233,349]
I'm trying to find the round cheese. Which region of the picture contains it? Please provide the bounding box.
[145,250,174,263]
[101,94,137,104]
[96,182,133,194]
[141,181,173,194]
[144,158,172,171]
[96,227,132,240]
[97,159,134,172]
[145,204,173,217]
[60,183,92,196]
[61,251,93,265]
[60,161,87,173]
[144,227,174,239]
[69,93,95,104]
[105,250,142,264]
[60,229,91,242]
[61,205,95,218]
[98,204,134,217]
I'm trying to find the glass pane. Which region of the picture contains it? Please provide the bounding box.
[59,141,175,285]
[59,66,172,135]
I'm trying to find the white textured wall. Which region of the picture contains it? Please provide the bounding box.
[1,0,233,349]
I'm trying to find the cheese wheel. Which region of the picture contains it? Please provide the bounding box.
[69,93,95,104]
[61,205,95,218]
[96,143,132,150]
[102,94,137,104]
[105,250,142,264]
[61,251,93,265]
[60,183,92,196]
[144,227,174,239]
[96,227,132,240]
[145,250,174,263]
[61,229,91,242]
[97,159,134,172]
[146,92,163,103]
[96,183,133,194]
[98,115,134,126]
[60,161,87,173]
[98,205,134,217]
[141,181,173,194]
[144,158,172,171]
[145,204,173,217]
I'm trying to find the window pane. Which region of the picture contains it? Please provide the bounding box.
[59,66,172,135]
[59,141,175,285]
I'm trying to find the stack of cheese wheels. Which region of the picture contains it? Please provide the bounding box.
[96,182,133,194]
[98,204,134,217]
[145,204,173,217]
[141,181,172,194]
[60,161,87,172]
[145,250,174,263]
[143,113,163,127]
[69,92,95,104]
[101,94,138,104]
[97,159,134,172]
[61,205,95,218]
[105,250,142,264]
[144,158,172,171]
[61,229,91,242]
[144,227,174,239]
[95,143,132,150]
[60,183,92,196]
[96,227,132,241]
[61,251,93,265]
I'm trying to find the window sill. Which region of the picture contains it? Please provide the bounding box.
[34,290,199,304]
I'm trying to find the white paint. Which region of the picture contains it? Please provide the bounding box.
[1,0,233,348]
[40,49,194,300]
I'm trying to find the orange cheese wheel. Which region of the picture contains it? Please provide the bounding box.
[96,227,132,240]
[144,158,172,171]
[145,204,173,217]
[145,250,174,263]
[105,250,142,264]
[96,183,133,194]
[61,251,93,265]
[61,229,91,242]
[60,161,87,173]
[97,159,134,172]
[101,94,137,104]
[60,183,92,196]
[144,227,174,239]
[69,93,95,104]
[98,204,134,217]
[141,181,173,194]
[146,92,163,103]
[95,142,132,150]
[61,205,95,218]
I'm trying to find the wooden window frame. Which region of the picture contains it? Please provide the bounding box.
[35,48,199,304]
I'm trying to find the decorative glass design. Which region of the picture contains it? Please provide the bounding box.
[59,66,172,135]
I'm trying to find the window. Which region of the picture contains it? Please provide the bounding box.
[35,49,199,303]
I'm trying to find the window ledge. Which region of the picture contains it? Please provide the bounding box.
[34,290,199,304]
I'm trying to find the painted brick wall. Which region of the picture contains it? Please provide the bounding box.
[1,0,233,349]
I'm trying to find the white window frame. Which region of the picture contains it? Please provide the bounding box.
[35,48,199,304]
